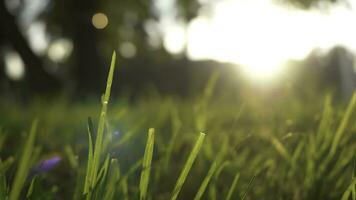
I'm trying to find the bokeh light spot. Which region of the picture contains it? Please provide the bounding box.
[48,38,73,63]
[4,51,25,81]
[119,42,137,58]
[92,12,108,29]
[163,24,185,54]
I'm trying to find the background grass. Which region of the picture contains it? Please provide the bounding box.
[0,59,355,199]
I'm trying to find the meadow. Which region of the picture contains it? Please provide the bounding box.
[0,53,355,200]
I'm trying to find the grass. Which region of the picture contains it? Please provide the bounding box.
[139,128,154,200]
[0,52,356,199]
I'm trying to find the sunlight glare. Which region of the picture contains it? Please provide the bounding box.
[186,0,356,81]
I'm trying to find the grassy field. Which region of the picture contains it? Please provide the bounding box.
[0,53,356,200]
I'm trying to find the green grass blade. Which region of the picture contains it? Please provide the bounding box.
[171,132,205,200]
[83,117,94,195]
[139,128,155,200]
[0,157,13,199]
[203,72,220,101]
[91,51,116,188]
[26,176,37,199]
[0,157,14,174]
[352,155,356,200]
[9,119,38,200]
[214,161,230,182]
[193,161,218,200]
[64,145,78,170]
[241,174,256,200]
[330,92,356,156]
[225,172,240,200]
[194,139,227,200]
[163,108,181,171]
[103,159,120,200]
[270,136,292,165]
[341,178,356,200]
[120,177,129,200]
[97,154,111,187]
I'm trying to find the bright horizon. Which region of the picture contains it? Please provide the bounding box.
[163,0,356,80]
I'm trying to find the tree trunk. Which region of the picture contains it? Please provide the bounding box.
[71,0,105,95]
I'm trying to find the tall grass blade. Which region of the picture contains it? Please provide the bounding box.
[163,108,181,171]
[330,93,356,156]
[0,157,14,199]
[352,155,356,200]
[64,145,78,170]
[194,138,227,200]
[139,128,155,200]
[341,178,356,200]
[83,117,94,195]
[270,136,292,165]
[91,51,116,188]
[193,160,218,200]
[26,176,37,199]
[97,154,111,187]
[103,159,120,200]
[241,174,256,200]
[170,132,205,200]
[0,157,14,174]
[9,119,38,200]
[225,172,240,200]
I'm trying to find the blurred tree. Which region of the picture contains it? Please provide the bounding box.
[0,0,61,94]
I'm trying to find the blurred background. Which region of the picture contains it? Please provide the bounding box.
[0,0,355,99]
[1,1,356,199]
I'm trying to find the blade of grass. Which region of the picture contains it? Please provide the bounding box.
[341,178,356,200]
[97,154,111,187]
[83,117,94,195]
[26,176,37,199]
[193,160,218,200]
[225,172,240,200]
[0,157,14,174]
[330,92,356,156]
[9,119,38,200]
[163,108,181,171]
[64,145,78,170]
[91,51,116,188]
[93,154,111,200]
[139,128,155,200]
[0,157,14,199]
[351,154,356,200]
[270,136,292,166]
[194,138,227,200]
[241,174,256,200]
[319,93,356,176]
[170,132,205,200]
[103,159,120,200]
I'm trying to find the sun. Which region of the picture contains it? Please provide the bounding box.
[180,0,356,82]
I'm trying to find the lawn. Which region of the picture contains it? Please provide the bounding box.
[0,54,355,200]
